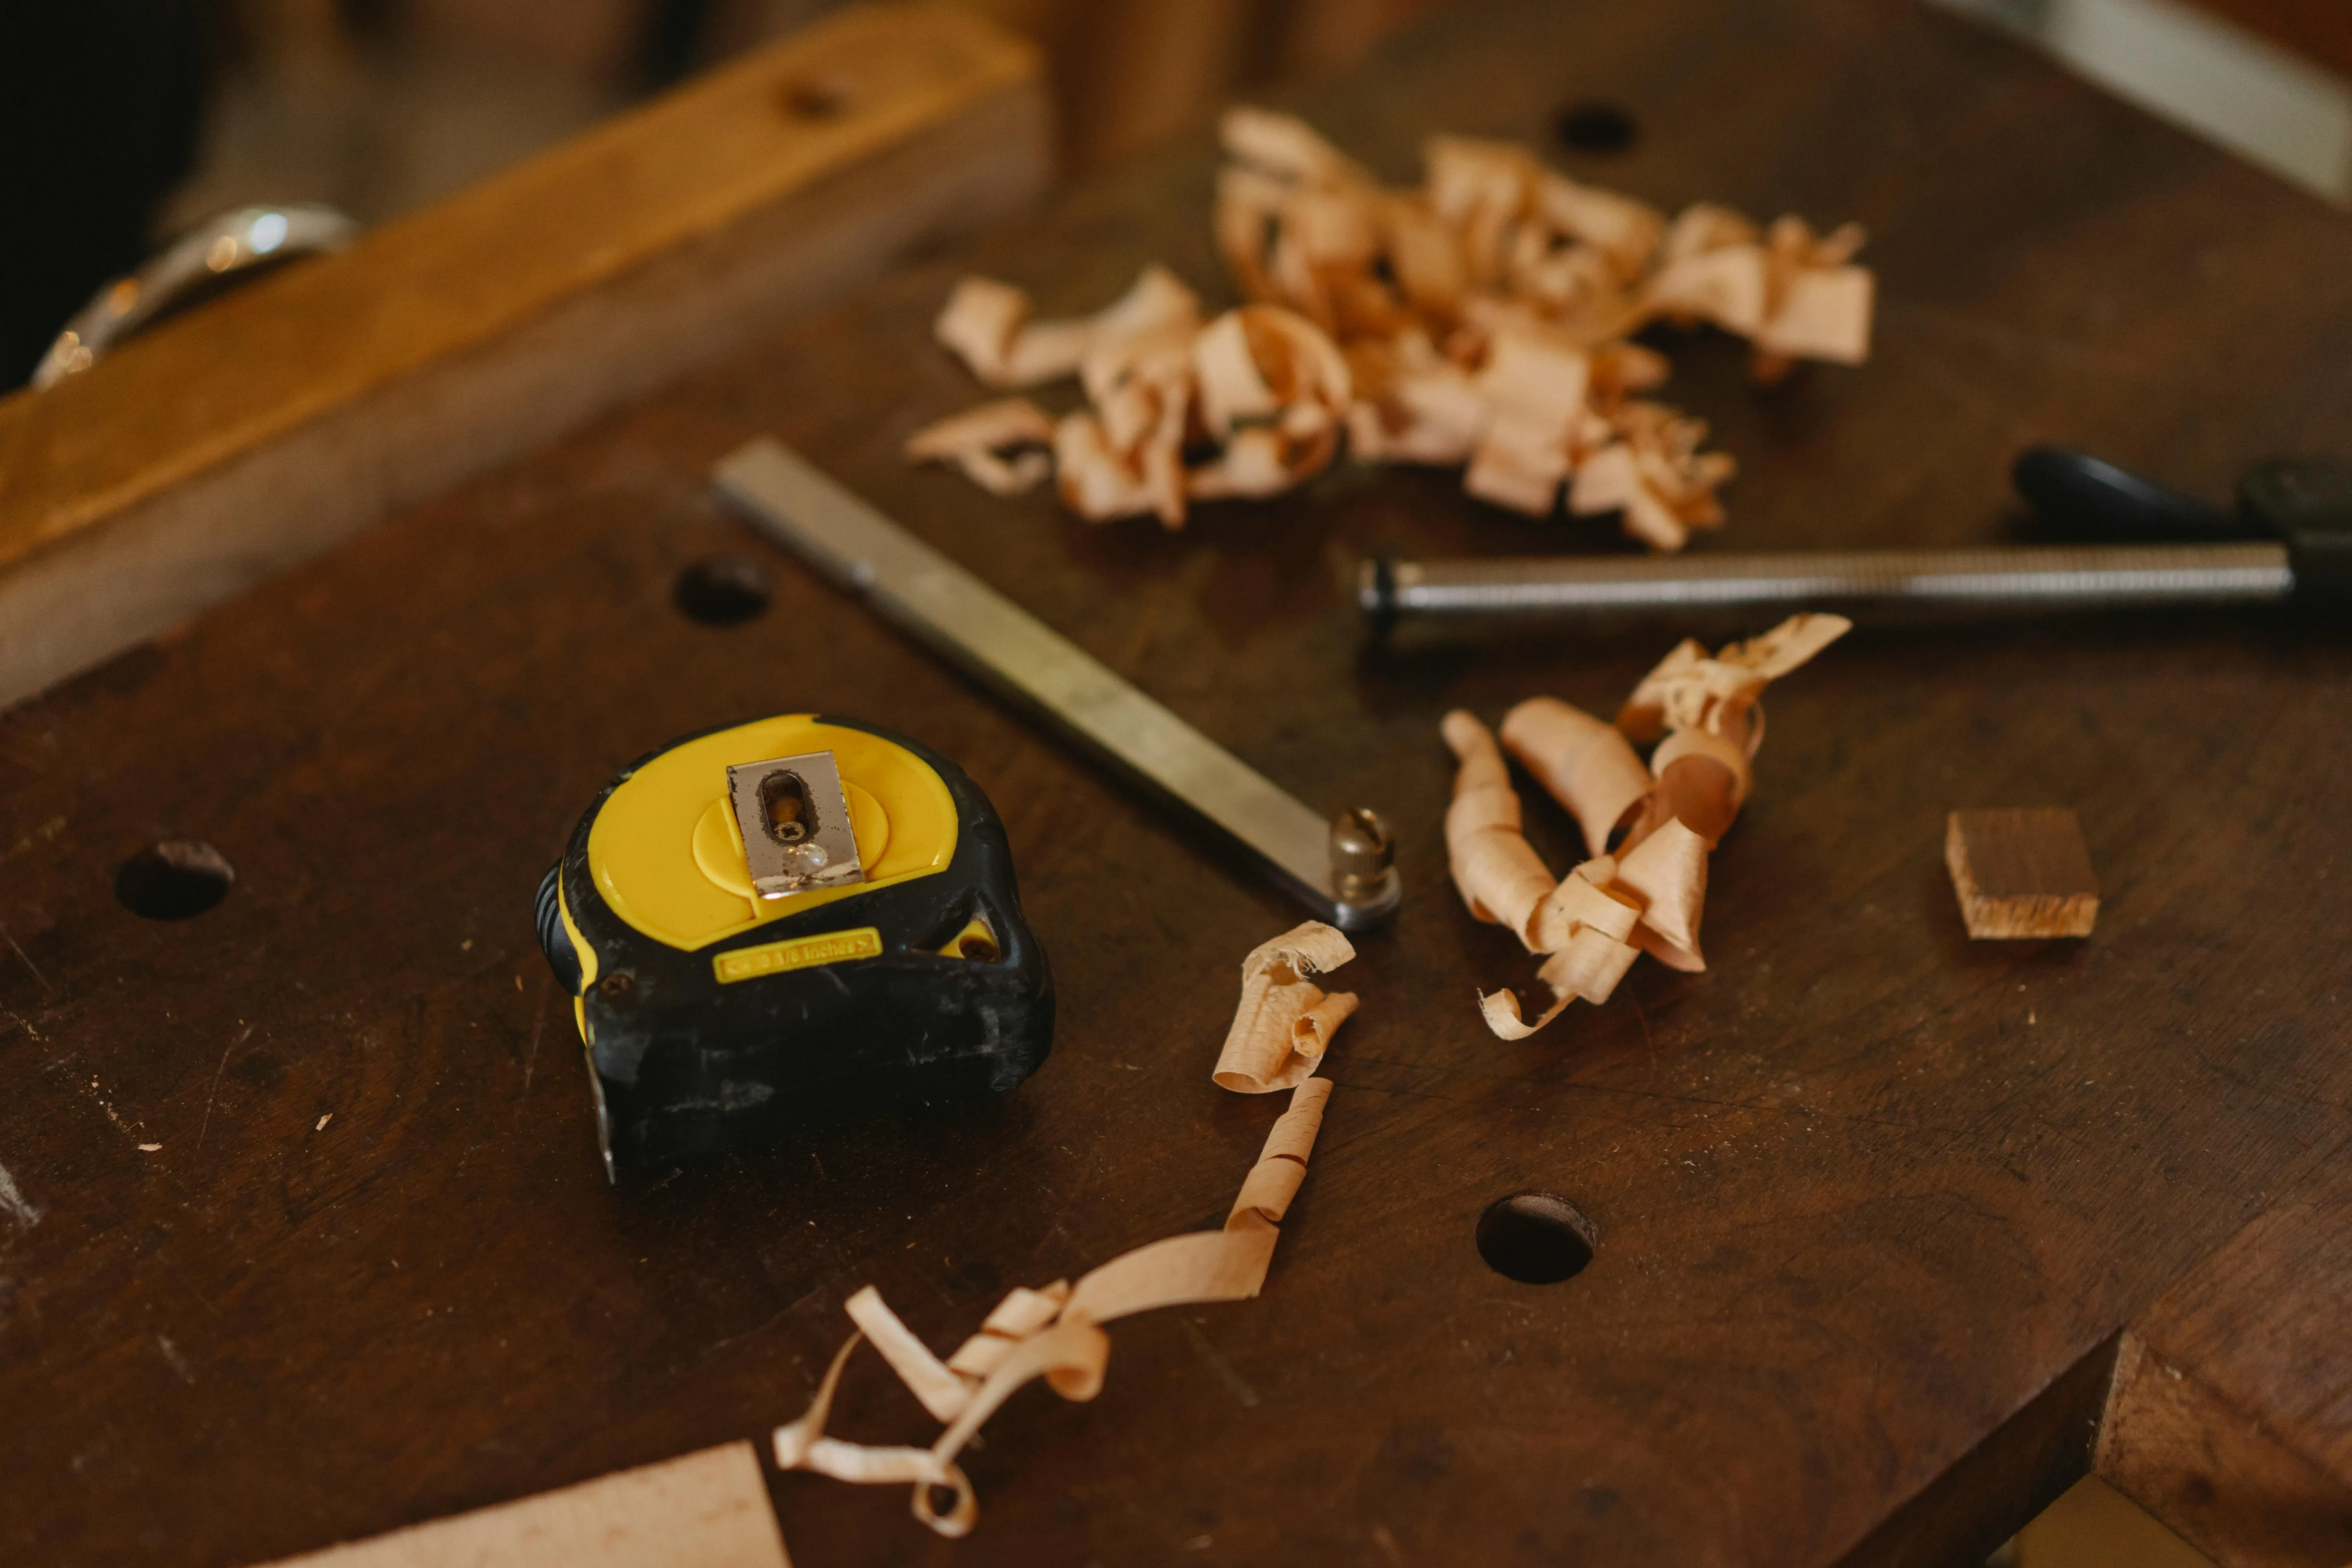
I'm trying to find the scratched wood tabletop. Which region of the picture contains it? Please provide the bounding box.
[3,2,2349,1564]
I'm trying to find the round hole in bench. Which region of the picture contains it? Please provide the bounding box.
[673,556,771,626]
[116,840,235,920]
[1555,101,1638,154]
[1476,1192,1595,1283]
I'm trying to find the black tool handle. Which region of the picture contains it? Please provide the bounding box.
[2016,445,2352,607]
[2011,445,2244,540]
[2240,459,2352,607]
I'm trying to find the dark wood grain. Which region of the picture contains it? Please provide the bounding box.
[2098,1157,2352,1566]
[3,1,2350,1564]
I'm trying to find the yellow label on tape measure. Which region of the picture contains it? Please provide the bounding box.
[712,926,882,984]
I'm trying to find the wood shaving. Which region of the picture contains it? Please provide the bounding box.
[1450,613,1850,1037]
[1441,710,1559,950]
[771,1076,1335,1539]
[1212,920,1359,1093]
[933,265,1200,389]
[913,109,1873,548]
[904,396,1055,496]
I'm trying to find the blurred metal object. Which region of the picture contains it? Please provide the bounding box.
[31,205,358,389]
[1327,808,1398,911]
[1362,544,2295,623]
[1927,0,2352,203]
[1363,446,2352,632]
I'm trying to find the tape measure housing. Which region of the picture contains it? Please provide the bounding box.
[537,714,1053,1178]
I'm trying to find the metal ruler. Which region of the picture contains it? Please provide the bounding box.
[714,439,1399,930]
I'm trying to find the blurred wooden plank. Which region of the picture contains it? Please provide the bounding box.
[0,2,1049,713]
[2097,1153,2352,1566]
[261,1443,789,1568]
[2012,1476,2217,1568]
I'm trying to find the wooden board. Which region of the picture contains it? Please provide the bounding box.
[2098,1158,2352,1567]
[3,0,2350,1564]
[0,3,1048,713]
[263,1443,789,1568]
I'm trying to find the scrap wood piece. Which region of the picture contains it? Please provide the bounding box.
[1945,808,2099,939]
[255,1443,789,1568]
[1450,614,1849,1040]
[1213,920,1359,1092]
[770,1077,1335,1541]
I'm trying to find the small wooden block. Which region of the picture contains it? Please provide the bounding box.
[1945,808,2099,939]
[258,1441,790,1568]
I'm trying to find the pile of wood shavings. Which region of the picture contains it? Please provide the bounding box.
[1445,615,1848,1037]
[769,922,1355,1540]
[909,107,1874,548]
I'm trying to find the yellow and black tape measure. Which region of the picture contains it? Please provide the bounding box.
[535,714,1052,1180]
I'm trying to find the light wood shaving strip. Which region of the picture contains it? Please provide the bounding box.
[1499,696,1652,857]
[903,396,1055,497]
[770,1077,1334,1541]
[942,1282,1071,1382]
[934,266,1200,390]
[1613,817,1710,964]
[1439,710,1558,947]
[843,1286,972,1424]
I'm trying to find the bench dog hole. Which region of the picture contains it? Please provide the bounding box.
[116,840,235,920]
[1555,100,1638,154]
[673,555,772,626]
[1476,1192,1595,1283]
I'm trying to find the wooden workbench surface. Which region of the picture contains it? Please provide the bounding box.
[3,2,2347,1563]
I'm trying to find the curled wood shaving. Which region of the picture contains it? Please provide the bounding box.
[1452,614,1850,1038]
[771,1076,1335,1540]
[1187,308,1354,506]
[1441,710,1559,950]
[1213,920,1359,1093]
[1496,696,1651,860]
[1055,321,1196,527]
[935,265,1200,389]
[913,110,1873,546]
[904,396,1055,496]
